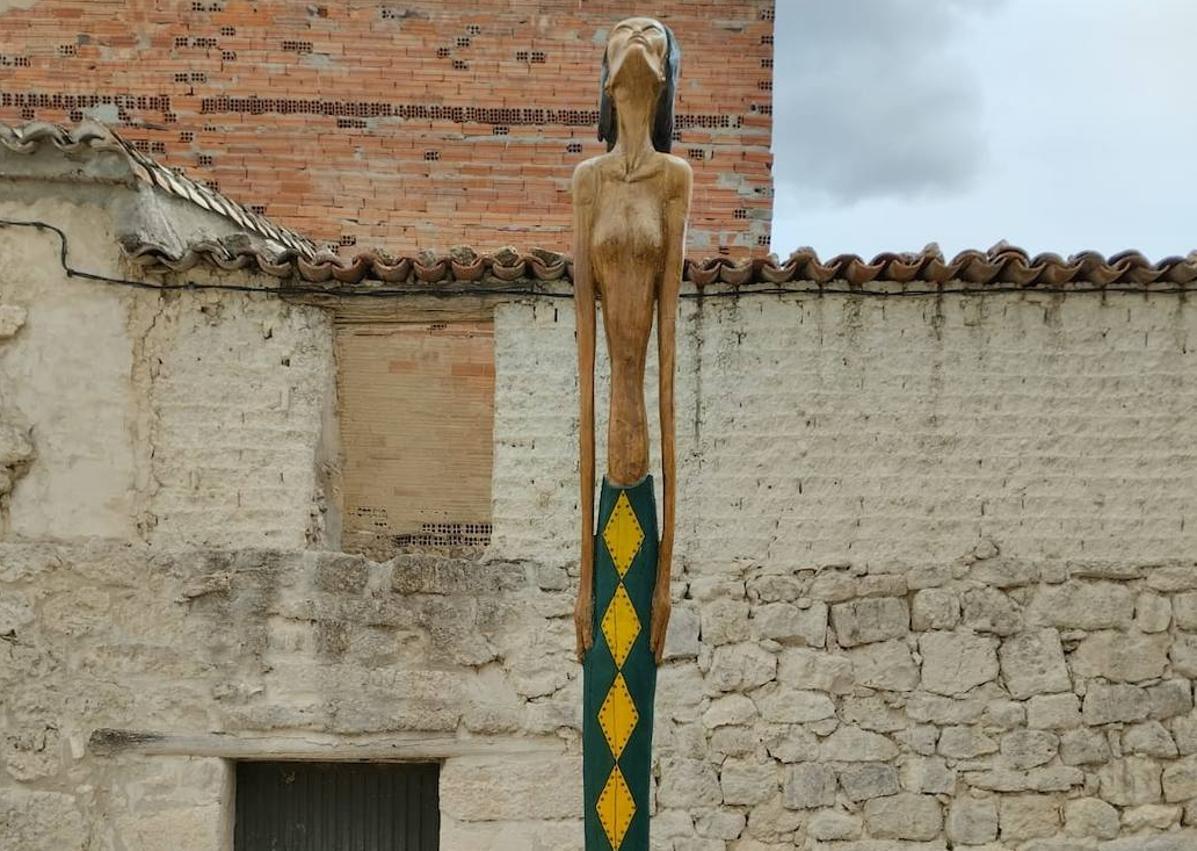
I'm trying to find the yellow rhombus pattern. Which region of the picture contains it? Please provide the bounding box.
[600,583,641,669]
[602,491,644,578]
[596,489,647,848]
[597,672,639,760]
[596,764,636,849]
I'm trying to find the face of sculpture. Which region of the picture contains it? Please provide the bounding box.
[605,17,669,91]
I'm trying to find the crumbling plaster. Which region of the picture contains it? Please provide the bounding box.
[3,164,1197,848]
[0,181,336,547]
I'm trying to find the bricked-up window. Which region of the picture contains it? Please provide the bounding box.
[234,762,439,850]
[337,322,495,557]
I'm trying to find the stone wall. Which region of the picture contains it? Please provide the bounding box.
[0,190,337,548]
[4,187,1197,847]
[6,544,1197,849]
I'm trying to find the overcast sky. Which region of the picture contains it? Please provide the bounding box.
[771,0,1197,260]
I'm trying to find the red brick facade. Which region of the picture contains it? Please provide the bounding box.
[0,1,774,255]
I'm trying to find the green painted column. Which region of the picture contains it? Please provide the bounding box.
[583,474,659,850]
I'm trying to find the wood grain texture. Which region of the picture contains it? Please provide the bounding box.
[573,18,693,665]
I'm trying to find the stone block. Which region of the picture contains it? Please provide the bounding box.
[1162,755,1197,803]
[754,601,827,647]
[1148,680,1193,721]
[1136,592,1172,633]
[831,597,910,647]
[1028,693,1083,730]
[1002,729,1060,769]
[1097,756,1163,806]
[707,642,777,692]
[721,757,778,806]
[999,628,1071,698]
[1072,631,1170,683]
[783,763,837,810]
[754,684,835,723]
[440,755,581,821]
[863,793,943,841]
[841,694,910,733]
[946,795,998,845]
[1064,797,1120,839]
[961,587,1023,636]
[1000,794,1062,841]
[901,757,956,794]
[970,558,1039,588]
[1174,592,1197,630]
[704,693,758,729]
[837,762,899,802]
[1027,582,1134,630]
[808,809,863,841]
[1060,728,1113,766]
[663,603,701,659]
[1123,721,1178,759]
[766,726,819,763]
[1121,803,1182,831]
[1171,635,1197,678]
[821,726,899,762]
[911,589,960,631]
[849,639,919,692]
[657,757,723,808]
[938,726,998,759]
[1083,684,1152,725]
[778,647,854,694]
[701,598,751,646]
[918,630,999,696]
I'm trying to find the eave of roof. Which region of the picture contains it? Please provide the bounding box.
[4,120,1195,290]
[0,120,315,260]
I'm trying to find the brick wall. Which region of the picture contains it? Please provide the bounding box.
[0,0,775,254]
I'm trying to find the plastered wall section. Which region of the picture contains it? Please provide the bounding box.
[491,294,1197,569]
[0,193,335,547]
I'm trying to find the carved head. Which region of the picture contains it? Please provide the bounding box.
[598,17,680,154]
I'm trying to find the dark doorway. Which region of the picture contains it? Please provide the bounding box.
[234,762,440,850]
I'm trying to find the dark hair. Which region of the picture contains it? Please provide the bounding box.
[598,22,680,153]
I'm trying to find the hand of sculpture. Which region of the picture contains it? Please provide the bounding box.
[574,550,595,662]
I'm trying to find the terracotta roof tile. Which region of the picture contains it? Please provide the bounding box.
[4,121,1195,292]
[119,241,1197,291]
[1,120,315,259]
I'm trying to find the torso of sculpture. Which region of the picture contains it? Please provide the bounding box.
[572,17,691,851]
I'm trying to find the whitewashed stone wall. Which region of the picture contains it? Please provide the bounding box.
[6,543,1197,849]
[4,187,1197,848]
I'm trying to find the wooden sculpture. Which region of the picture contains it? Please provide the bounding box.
[572,16,691,851]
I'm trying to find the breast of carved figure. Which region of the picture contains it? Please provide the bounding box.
[590,178,665,271]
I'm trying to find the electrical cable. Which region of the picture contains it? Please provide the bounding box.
[2,218,1193,301]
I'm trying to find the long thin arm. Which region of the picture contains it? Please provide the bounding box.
[651,160,692,663]
[572,163,598,662]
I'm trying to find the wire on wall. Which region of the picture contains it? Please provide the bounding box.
[2,218,1193,301]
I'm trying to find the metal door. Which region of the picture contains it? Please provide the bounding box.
[234,762,440,850]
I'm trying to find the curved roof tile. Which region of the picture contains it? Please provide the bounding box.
[5,121,1196,291]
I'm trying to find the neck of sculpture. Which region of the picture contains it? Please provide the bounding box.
[612,82,659,174]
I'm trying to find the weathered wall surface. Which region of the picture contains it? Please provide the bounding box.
[492,295,1197,568]
[0,543,577,850]
[0,189,336,548]
[6,543,1197,849]
[5,192,1197,848]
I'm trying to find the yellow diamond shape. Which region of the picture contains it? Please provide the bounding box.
[596,764,636,849]
[597,672,639,760]
[602,491,644,578]
[600,583,641,669]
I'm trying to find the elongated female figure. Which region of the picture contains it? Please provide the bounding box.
[572,17,691,851]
